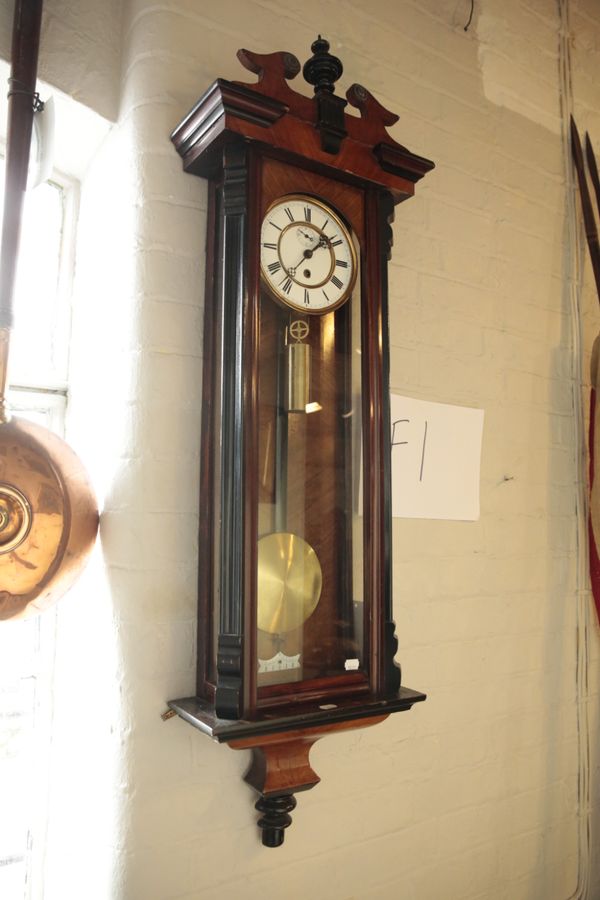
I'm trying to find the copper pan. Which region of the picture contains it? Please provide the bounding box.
[0,1,99,620]
[0,413,98,620]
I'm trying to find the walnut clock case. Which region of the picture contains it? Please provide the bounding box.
[168,38,434,847]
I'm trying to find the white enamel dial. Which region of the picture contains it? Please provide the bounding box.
[260,194,357,313]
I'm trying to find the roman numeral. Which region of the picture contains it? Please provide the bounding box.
[284,207,294,222]
[263,242,277,250]
[304,207,312,222]
[268,261,281,274]
[331,275,344,290]
[281,276,293,294]
[322,218,329,231]
[304,289,310,305]
[270,221,282,231]
[331,238,343,247]
[322,289,331,303]
[335,259,348,268]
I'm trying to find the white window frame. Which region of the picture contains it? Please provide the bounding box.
[0,164,79,900]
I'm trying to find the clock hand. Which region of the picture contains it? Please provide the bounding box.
[286,247,314,277]
[285,231,331,276]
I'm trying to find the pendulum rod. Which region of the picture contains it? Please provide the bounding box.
[0,0,44,421]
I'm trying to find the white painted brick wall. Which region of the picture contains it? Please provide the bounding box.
[572,2,600,899]
[15,0,600,897]
[0,0,123,121]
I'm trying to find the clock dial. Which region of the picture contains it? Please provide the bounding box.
[260,195,357,313]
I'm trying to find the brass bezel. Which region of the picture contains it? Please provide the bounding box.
[260,193,358,315]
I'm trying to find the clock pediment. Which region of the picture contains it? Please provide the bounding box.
[172,39,434,201]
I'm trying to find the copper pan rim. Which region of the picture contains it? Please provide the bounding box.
[0,416,99,621]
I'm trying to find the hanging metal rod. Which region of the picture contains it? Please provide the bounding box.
[0,0,44,331]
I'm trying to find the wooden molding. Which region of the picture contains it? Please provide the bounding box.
[171,42,434,202]
[228,715,389,846]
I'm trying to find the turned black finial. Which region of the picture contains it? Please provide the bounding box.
[302,36,343,95]
[303,36,347,154]
[255,794,297,847]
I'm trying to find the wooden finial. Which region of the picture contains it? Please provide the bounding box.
[302,36,347,154]
[302,35,343,95]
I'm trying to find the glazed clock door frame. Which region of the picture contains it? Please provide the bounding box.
[255,170,364,703]
[197,141,399,720]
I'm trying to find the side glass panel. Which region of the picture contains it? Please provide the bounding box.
[256,234,365,693]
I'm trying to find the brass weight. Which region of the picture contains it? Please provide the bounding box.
[287,319,310,413]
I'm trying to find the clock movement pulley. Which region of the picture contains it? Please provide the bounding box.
[168,36,434,847]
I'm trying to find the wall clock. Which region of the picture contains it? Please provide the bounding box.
[168,36,434,847]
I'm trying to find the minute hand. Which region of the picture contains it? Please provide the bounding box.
[285,231,331,277]
[286,234,330,275]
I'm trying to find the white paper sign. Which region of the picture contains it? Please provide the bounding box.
[390,395,484,520]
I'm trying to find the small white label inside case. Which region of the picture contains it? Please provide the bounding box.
[344,658,360,671]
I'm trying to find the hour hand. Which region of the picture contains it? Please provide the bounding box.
[287,248,313,276]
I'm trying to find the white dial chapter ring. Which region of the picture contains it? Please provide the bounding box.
[260,194,357,314]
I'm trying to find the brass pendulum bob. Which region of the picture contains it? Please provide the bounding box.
[257,531,322,634]
[0,0,98,620]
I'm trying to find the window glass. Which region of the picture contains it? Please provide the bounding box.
[0,160,70,388]
[0,165,71,900]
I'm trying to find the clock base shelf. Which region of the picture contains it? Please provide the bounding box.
[167,689,426,847]
[230,714,390,847]
[167,686,425,743]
